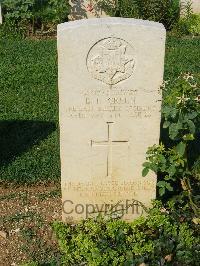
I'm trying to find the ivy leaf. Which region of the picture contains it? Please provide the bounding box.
[165,182,173,192]
[175,142,186,157]
[169,122,182,139]
[162,105,172,116]
[163,106,177,120]
[163,121,171,128]
[157,181,173,196]
[170,108,178,119]
[187,120,195,134]
[159,187,165,196]
[185,111,198,120]
[142,167,149,177]
[157,181,167,187]
[142,162,151,168]
[168,165,176,176]
[159,154,167,164]
[183,134,194,141]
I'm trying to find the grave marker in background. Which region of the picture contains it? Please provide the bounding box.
[0,4,2,24]
[68,0,108,20]
[181,0,200,14]
[192,0,200,13]
[58,18,166,223]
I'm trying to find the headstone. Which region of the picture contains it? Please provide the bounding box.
[190,0,200,13]
[69,0,109,20]
[58,18,166,223]
[0,4,2,24]
[181,0,200,14]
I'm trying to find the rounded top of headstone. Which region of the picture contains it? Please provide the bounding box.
[57,17,166,32]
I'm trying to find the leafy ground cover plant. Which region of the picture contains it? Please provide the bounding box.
[143,74,200,219]
[52,201,200,265]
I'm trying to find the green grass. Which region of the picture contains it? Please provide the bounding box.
[0,35,199,184]
[164,35,200,80]
[0,39,60,184]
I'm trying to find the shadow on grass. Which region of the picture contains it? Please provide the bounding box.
[0,120,56,167]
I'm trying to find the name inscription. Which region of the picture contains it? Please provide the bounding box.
[66,85,161,119]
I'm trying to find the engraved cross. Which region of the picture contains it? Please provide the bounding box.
[91,122,129,178]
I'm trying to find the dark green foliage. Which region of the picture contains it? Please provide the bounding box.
[136,0,180,30]
[143,75,200,218]
[0,39,60,184]
[0,0,70,36]
[52,201,200,265]
[97,0,180,30]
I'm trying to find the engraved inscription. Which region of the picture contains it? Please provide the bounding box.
[64,179,156,198]
[65,85,161,120]
[87,37,135,85]
[91,122,129,178]
[66,104,158,119]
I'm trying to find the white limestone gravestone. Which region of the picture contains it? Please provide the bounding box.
[58,18,166,223]
[192,0,200,13]
[0,4,2,24]
[181,0,200,14]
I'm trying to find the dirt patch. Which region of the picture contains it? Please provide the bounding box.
[0,184,62,266]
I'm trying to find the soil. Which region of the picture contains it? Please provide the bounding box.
[0,183,62,266]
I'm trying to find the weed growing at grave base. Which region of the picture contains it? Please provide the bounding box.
[143,74,200,219]
[52,200,200,265]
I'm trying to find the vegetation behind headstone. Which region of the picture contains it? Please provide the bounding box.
[0,0,70,37]
[96,0,181,30]
[174,2,200,36]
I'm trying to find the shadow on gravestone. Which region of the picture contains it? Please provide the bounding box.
[0,120,56,167]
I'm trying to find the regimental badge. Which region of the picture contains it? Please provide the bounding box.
[87,37,135,86]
